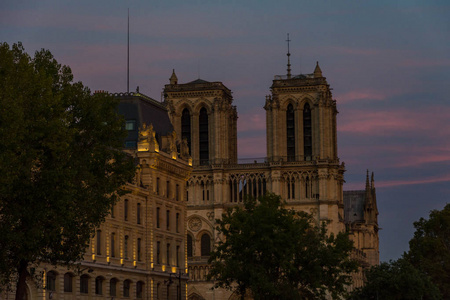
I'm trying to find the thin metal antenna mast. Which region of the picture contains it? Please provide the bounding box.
[127,8,129,93]
[286,33,291,79]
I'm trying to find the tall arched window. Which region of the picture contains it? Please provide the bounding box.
[286,103,295,161]
[303,103,312,160]
[199,107,209,164]
[181,108,191,154]
[201,233,211,256]
[187,234,193,257]
[46,271,57,291]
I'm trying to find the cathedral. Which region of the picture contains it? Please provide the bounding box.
[163,60,379,299]
[1,57,378,300]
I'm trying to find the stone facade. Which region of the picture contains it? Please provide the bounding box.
[1,93,192,300]
[164,63,379,300]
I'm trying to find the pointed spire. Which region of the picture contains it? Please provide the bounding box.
[286,33,291,79]
[371,172,375,190]
[314,61,322,78]
[365,169,370,191]
[169,69,178,85]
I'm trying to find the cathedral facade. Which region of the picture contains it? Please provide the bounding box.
[164,62,379,300]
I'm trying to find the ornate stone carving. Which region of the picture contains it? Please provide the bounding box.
[188,217,202,232]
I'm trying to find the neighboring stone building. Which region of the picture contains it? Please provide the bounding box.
[163,61,379,299]
[1,93,192,300]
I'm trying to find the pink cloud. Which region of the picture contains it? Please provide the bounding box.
[237,112,266,132]
[336,89,389,104]
[331,46,382,56]
[397,58,450,68]
[345,174,450,190]
[238,136,266,158]
[339,107,450,136]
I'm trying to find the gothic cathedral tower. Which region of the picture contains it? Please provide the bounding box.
[264,61,345,234]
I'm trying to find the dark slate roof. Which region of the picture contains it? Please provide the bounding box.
[343,190,365,223]
[115,92,174,148]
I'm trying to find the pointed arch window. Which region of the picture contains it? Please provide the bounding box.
[303,103,312,160]
[286,103,295,161]
[201,233,211,256]
[181,108,191,155]
[199,107,209,164]
[187,234,193,257]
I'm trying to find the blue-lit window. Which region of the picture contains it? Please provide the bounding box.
[125,141,137,148]
[125,120,136,131]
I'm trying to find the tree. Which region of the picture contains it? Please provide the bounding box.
[208,193,358,300]
[350,258,441,300]
[406,203,450,299]
[0,42,135,299]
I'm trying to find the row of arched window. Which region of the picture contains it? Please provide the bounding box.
[187,233,211,257]
[46,271,144,298]
[181,107,209,164]
[111,200,142,224]
[286,102,312,160]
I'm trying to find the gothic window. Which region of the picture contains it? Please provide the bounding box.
[201,233,211,256]
[181,108,191,155]
[199,107,209,164]
[287,178,295,200]
[286,103,295,161]
[303,103,312,160]
[187,234,193,257]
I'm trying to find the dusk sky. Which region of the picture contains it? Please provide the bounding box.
[2,0,449,262]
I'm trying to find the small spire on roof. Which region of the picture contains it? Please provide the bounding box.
[314,61,322,78]
[170,69,178,85]
[286,33,291,79]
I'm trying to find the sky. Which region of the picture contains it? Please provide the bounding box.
[1,0,449,262]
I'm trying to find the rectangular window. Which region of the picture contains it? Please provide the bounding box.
[137,238,141,261]
[111,233,116,257]
[176,245,180,267]
[156,177,160,195]
[167,243,170,265]
[166,210,170,230]
[96,230,101,255]
[176,213,180,233]
[157,241,160,264]
[156,207,160,228]
[176,184,179,201]
[125,140,137,148]
[125,120,136,131]
[166,180,170,198]
[124,199,128,221]
[137,203,141,224]
[124,235,129,259]
[111,204,115,218]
